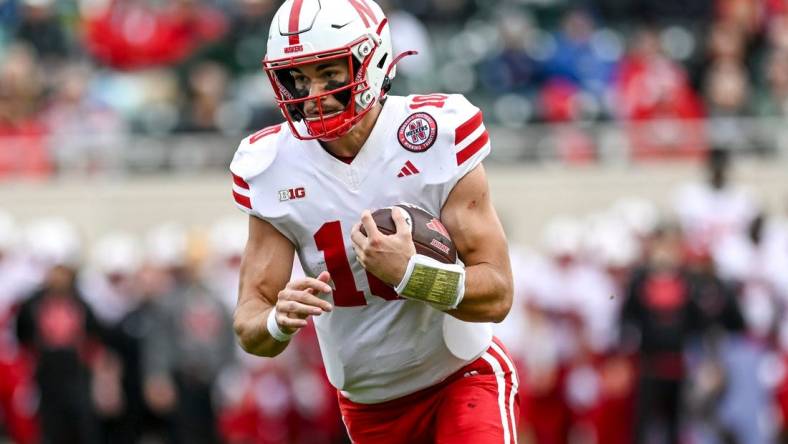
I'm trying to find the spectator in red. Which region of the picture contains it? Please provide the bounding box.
[621,223,700,444]
[15,219,106,444]
[82,0,227,71]
[0,44,51,179]
[613,28,707,160]
[538,78,597,164]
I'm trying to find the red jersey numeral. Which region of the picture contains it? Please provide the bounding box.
[315,222,366,307]
[314,221,401,307]
[409,94,449,110]
[249,125,281,144]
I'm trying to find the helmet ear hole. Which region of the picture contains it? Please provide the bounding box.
[377,53,388,69]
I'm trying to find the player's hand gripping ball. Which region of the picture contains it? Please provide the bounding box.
[361,204,457,264]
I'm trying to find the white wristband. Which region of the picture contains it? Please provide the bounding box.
[395,254,466,310]
[266,308,296,342]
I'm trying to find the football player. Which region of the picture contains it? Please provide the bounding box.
[231,1,519,442]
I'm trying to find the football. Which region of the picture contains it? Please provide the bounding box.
[361,204,457,264]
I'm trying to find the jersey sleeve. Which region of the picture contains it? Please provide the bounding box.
[228,125,282,217]
[228,125,300,246]
[427,94,491,203]
[230,125,290,216]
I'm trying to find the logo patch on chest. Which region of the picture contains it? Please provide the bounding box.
[397,112,438,153]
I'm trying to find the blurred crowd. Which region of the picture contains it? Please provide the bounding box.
[2,0,788,442]
[498,148,788,444]
[2,0,788,176]
[0,210,346,444]
[1,145,788,444]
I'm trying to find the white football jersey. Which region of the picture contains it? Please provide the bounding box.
[230,94,493,403]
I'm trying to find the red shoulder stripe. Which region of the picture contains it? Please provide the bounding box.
[233,190,252,209]
[456,131,489,166]
[455,111,483,146]
[232,173,250,190]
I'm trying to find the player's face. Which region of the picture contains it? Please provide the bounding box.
[289,60,351,119]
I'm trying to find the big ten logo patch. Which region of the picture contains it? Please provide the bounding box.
[398,112,438,153]
[279,187,306,202]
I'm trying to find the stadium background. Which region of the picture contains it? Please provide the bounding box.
[1,0,788,443]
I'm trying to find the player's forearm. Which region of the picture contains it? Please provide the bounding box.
[447,262,513,323]
[233,301,290,357]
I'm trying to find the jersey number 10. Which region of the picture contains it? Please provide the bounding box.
[314,221,401,307]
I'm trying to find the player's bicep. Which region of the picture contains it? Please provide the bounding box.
[440,164,508,267]
[238,215,295,309]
